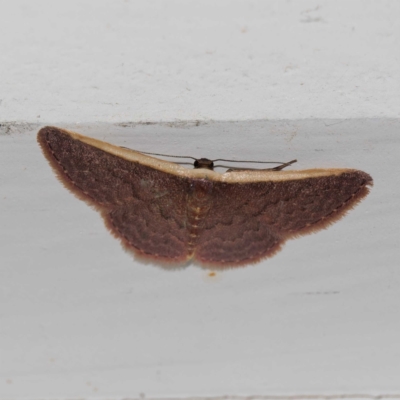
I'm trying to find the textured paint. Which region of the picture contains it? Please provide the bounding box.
[37,126,373,268]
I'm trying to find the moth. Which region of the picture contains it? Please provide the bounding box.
[37,126,373,268]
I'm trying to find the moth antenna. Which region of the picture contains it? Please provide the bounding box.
[212,158,297,165]
[221,159,297,172]
[121,146,296,167]
[270,159,297,171]
[138,150,197,161]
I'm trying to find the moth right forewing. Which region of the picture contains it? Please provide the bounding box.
[250,171,373,235]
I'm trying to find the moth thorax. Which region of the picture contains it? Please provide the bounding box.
[189,179,213,201]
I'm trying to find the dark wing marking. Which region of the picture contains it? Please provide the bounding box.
[195,171,372,266]
[38,127,190,263]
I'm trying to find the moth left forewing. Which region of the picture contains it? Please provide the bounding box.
[38,126,143,208]
[38,126,187,207]
[38,126,192,264]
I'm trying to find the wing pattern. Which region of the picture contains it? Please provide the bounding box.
[38,127,191,262]
[195,172,372,265]
[38,127,372,268]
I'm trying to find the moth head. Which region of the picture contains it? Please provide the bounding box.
[194,158,214,170]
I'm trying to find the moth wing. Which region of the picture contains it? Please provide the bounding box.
[257,171,373,235]
[195,171,372,266]
[38,126,190,263]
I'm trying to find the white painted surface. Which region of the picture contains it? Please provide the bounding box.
[0,0,399,123]
[1,0,400,398]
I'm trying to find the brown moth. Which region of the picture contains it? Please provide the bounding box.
[37,126,373,268]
